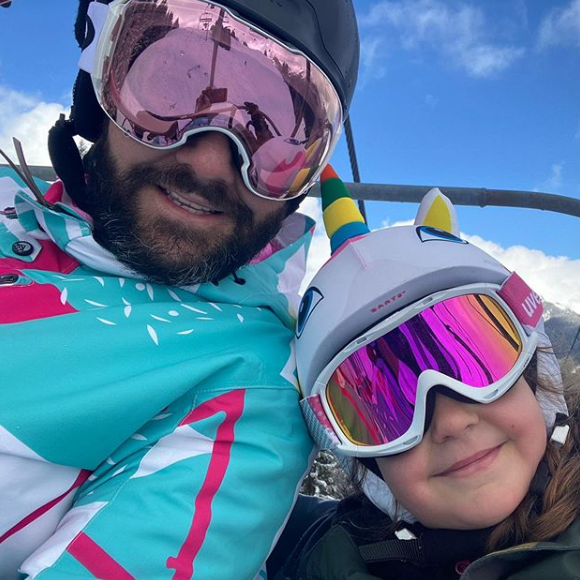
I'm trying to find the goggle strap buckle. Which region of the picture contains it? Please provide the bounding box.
[79,2,109,74]
[300,395,341,449]
[551,424,570,447]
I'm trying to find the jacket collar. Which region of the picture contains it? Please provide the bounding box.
[13,179,315,328]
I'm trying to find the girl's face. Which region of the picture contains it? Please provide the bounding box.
[377,377,547,529]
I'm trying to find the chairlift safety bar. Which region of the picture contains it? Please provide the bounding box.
[2,164,580,219]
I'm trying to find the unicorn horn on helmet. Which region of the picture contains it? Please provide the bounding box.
[320,165,369,254]
[320,164,459,253]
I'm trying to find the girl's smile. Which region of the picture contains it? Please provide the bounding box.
[434,443,504,478]
[377,377,547,530]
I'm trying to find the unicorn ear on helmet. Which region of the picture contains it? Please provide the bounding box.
[320,165,370,254]
[414,187,460,237]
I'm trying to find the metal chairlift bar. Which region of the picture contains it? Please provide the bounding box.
[310,182,580,219]
[343,116,367,221]
[4,164,58,183]
[2,164,580,219]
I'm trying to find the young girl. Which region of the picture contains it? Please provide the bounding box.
[279,167,578,580]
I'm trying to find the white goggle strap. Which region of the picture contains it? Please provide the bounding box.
[79,2,110,74]
[300,395,341,450]
[498,271,568,429]
[497,271,543,331]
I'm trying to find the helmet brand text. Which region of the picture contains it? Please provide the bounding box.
[371,291,406,314]
[522,292,542,318]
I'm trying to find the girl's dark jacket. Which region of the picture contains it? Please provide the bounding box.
[275,494,580,580]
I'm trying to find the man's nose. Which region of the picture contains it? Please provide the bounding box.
[429,391,479,443]
[175,131,239,183]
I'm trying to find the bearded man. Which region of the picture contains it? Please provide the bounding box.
[0,1,359,578]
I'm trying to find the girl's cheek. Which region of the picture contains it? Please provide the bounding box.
[377,449,426,491]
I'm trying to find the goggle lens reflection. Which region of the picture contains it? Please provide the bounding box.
[98,0,342,199]
[326,294,522,446]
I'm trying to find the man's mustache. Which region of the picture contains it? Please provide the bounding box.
[121,163,253,218]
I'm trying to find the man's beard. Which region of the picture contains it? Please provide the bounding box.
[82,136,287,286]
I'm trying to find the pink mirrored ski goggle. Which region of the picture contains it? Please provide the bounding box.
[86,0,343,200]
[301,280,541,457]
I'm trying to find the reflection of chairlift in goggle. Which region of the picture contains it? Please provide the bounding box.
[150,101,285,140]
[109,69,322,169]
[199,7,233,50]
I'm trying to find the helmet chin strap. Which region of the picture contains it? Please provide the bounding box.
[48,114,89,211]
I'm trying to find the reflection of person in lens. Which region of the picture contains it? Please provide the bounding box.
[195,87,213,113]
[244,101,275,147]
[273,58,327,148]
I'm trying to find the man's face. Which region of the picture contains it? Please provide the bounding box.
[82,122,289,286]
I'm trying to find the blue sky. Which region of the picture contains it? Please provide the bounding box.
[345,0,580,255]
[0,0,579,311]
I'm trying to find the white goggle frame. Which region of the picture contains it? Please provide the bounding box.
[80,0,343,201]
[301,282,538,457]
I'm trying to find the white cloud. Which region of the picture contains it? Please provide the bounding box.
[382,218,413,228]
[424,93,439,108]
[359,0,525,79]
[537,163,564,193]
[454,43,525,78]
[0,85,70,166]
[298,205,580,316]
[464,234,580,315]
[538,0,580,49]
[298,197,330,292]
[359,36,387,87]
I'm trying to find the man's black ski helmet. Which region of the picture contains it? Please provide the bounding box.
[70,0,360,144]
[48,0,359,210]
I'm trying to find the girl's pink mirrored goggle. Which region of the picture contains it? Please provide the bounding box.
[301,277,541,457]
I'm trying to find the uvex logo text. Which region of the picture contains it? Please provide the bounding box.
[371,291,406,313]
[522,292,542,318]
